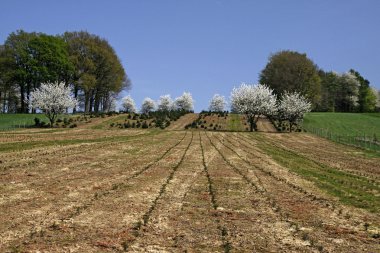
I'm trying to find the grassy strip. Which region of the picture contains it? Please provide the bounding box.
[206,132,325,251]
[304,112,380,136]
[253,133,380,213]
[234,133,380,193]
[227,114,244,131]
[199,132,231,253]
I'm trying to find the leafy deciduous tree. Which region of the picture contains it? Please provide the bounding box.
[277,92,311,132]
[157,94,173,111]
[28,82,77,126]
[208,94,226,112]
[174,92,194,111]
[259,50,321,106]
[230,83,277,131]
[121,95,136,113]
[141,97,156,114]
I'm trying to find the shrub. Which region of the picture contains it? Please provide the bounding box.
[142,121,149,129]
[34,117,41,126]
[70,123,77,128]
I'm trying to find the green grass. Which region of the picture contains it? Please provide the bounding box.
[256,135,380,213]
[0,114,47,130]
[303,112,380,136]
[227,114,244,131]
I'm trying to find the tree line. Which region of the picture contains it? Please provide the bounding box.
[0,30,130,114]
[259,50,380,112]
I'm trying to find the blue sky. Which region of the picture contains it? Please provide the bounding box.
[1,0,379,111]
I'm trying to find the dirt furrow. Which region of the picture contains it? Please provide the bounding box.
[215,132,379,252]
[204,132,313,252]
[261,133,380,179]
[2,132,189,252]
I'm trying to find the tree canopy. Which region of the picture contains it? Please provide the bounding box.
[0,30,130,113]
[259,50,321,106]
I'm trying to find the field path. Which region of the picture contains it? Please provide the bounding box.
[256,116,277,132]
[166,113,198,130]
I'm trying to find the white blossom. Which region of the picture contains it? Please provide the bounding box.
[174,92,194,111]
[230,83,277,131]
[121,95,136,113]
[157,94,173,111]
[372,87,380,108]
[340,72,360,106]
[29,82,77,126]
[109,96,117,112]
[277,91,311,131]
[208,94,226,112]
[141,97,156,114]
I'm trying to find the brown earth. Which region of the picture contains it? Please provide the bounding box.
[166,113,199,130]
[256,116,277,132]
[0,128,379,252]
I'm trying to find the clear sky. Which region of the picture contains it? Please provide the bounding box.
[1,0,379,111]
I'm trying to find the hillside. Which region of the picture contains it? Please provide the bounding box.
[303,112,380,136]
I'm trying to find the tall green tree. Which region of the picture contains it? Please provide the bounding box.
[63,31,130,113]
[349,69,376,112]
[259,50,321,107]
[3,30,74,113]
[318,71,361,112]
[0,45,18,112]
[317,70,339,111]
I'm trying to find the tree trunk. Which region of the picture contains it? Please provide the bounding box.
[2,92,6,113]
[85,90,92,114]
[20,85,26,113]
[89,91,94,113]
[94,89,101,113]
[248,115,254,132]
[73,86,78,114]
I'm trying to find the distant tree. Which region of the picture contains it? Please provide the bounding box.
[141,97,155,114]
[63,31,130,113]
[349,69,377,112]
[3,30,74,113]
[372,87,380,111]
[318,71,365,112]
[337,72,360,112]
[174,92,194,111]
[277,92,311,132]
[0,44,18,113]
[208,94,226,112]
[121,95,136,113]
[230,83,277,131]
[259,50,321,106]
[28,82,77,127]
[157,94,173,111]
[317,71,339,112]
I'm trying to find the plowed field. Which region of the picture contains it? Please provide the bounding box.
[0,128,379,252]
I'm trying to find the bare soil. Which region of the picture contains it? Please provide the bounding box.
[166,113,199,130]
[256,116,277,132]
[0,128,379,252]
